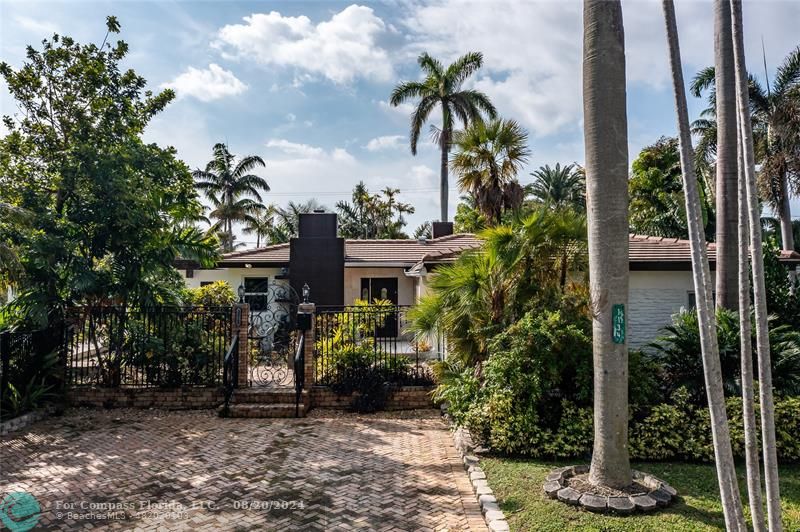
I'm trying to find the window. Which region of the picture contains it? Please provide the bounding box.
[200,281,213,287]
[244,277,270,310]
[687,291,716,309]
[186,268,194,278]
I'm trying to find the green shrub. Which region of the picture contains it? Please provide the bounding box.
[184,281,236,307]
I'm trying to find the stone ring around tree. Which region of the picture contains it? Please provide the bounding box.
[543,465,676,514]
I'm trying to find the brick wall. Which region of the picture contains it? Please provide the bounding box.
[310,385,435,410]
[67,387,224,410]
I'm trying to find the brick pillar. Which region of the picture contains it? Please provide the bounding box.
[234,303,249,387]
[298,302,315,387]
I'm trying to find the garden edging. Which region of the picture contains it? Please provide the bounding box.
[0,405,58,436]
[444,406,510,532]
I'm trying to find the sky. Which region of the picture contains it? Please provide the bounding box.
[1,0,798,247]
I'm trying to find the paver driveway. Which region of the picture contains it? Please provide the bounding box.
[1,409,486,531]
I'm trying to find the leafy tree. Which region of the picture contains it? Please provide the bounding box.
[0,16,216,326]
[390,52,497,222]
[453,195,489,234]
[336,182,414,239]
[451,118,530,225]
[193,143,269,252]
[628,137,714,239]
[527,163,585,212]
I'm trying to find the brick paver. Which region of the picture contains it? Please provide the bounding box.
[1,409,486,531]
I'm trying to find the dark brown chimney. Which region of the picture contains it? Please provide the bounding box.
[432,221,454,239]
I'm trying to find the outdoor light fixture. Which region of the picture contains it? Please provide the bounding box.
[237,283,245,303]
[302,283,310,303]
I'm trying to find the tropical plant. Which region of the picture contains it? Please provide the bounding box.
[193,143,269,252]
[453,195,488,234]
[628,137,714,239]
[243,207,275,248]
[413,222,432,240]
[0,16,217,327]
[336,182,414,239]
[257,200,326,245]
[390,52,497,222]
[662,0,746,526]
[583,0,632,489]
[408,207,586,369]
[451,118,530,225]
[184,281,236,307]
[693,47,800,252]
[527,163,585,212]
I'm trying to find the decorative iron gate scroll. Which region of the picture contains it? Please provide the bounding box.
[247,280,300,387]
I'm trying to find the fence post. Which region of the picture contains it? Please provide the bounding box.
[299,302,315,387]
[233,303,250,387]
[0,331,9,402]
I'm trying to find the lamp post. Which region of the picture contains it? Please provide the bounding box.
[237,283,245,303]
[302,283,310,304]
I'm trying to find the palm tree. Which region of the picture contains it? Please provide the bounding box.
[266,200,325,244]
[527,163,585,211]
[692,47,800,252]
[731,0,782,527]
[451,118,530,225]
[193,143,269,252]
[390,52,497,222]
[711,0,740,311]
[583,0,632,489]
[662,0,747,528]
[243,207,275,248]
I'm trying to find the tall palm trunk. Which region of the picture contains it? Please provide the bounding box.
[737,117,766,532]
[440,109,451,222]
[730,1,783,528]
[662,2,747,529]
[777,175,794,251]
[714,0,739,311]
[583,0,632,489]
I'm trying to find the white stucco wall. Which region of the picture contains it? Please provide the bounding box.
[628,270,713,349]
[343,267,416,306]
[180,267,283,290]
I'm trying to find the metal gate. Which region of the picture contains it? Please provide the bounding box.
[246,280,300,387]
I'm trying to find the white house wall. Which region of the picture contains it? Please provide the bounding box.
[180,267,284,291]
[628,270,713,349]
[343,267,415,306]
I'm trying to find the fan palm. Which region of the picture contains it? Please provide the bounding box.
[451,118,530,225]
[527,163,585,211]
[193,143,269,252]
[390,52,497,222]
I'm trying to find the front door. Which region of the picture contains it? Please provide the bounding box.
[361,278,398,337]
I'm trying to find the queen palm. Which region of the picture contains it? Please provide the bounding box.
[390,52,497,222]
[451,118,530,225]
[527,163,585,211]
[193,143,269,252]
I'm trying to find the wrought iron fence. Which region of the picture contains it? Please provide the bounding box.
[1,327,65,419]
[314,305,434,386]
[64,306,232,388]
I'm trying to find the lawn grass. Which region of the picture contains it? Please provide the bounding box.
[480,457,800,531]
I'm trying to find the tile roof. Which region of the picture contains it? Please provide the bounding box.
[216,233,800,268]
[218,234,481,266]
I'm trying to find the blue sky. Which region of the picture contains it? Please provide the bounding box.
[1,0,798,245]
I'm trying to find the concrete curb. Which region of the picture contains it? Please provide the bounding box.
[0,405,57,436]
[445,407,510,532]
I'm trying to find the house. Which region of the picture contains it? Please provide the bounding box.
[178,212,800,349]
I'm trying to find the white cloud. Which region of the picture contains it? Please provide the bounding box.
[14,16,58,36]
[213,4,393,84]
[162,63,247,102]
[266,139,325,158]
[377,99,415,118]
[365,135,406,152]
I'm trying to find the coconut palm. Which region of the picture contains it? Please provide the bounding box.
[243,207,276,248]
[731,0,783,527]
[193,143,269,252]
[692,47,800,252]
[390,52,497,222]
[583,0,632,489]
[451,118,530,225]
[527,163,585,212]
[662,0,747,528]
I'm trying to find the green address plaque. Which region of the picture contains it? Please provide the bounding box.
[612,304,625,344]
